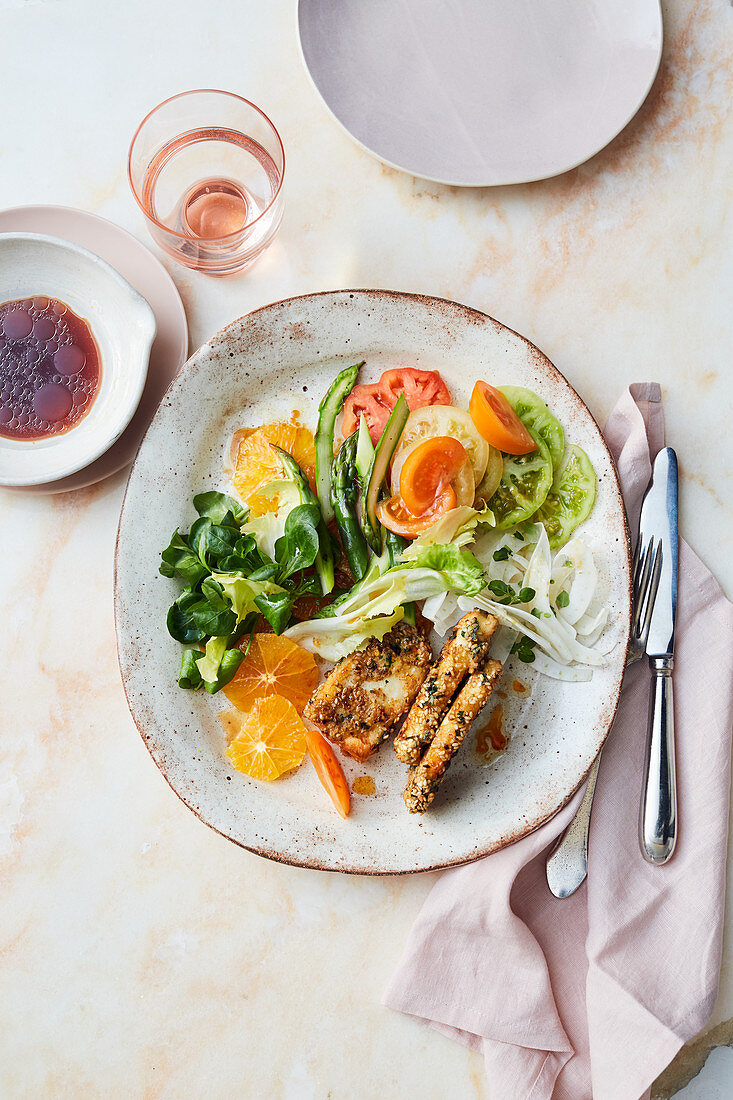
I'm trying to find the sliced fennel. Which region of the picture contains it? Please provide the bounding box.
[423,523,610,682]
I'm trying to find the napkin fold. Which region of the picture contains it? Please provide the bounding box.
[383,384,733,1100]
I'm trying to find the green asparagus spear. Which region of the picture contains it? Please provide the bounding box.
[331,433,370,582]
[315,362,363,524]
[360,393,410,552]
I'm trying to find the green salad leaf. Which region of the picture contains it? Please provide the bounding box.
[178,648,204,690]
[408,543,485,596]
[166,585,237,644]
[159,531,209,586]
[274,502,321,580]
[196,635,246,693]
[160,471,335,691]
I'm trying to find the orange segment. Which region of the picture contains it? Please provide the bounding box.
[233,421,316,515]
[223,695,307,780]
[223,634,319,713]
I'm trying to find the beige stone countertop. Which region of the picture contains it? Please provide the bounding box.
[1,1,731,1096]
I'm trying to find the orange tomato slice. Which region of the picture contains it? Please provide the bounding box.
[469,382,536,455]
[377,485,457,538]
[399,436,468,517]
[306,727,351,818]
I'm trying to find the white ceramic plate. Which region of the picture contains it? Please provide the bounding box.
[0,233,156,486]
[297,0,663,186]
[115,291,630,874]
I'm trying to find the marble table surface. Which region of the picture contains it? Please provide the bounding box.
[1,1,731,1096]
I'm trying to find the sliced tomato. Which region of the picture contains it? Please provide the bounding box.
[469,382,537,455]
[399,436,468,517]
[342,368,451,443]
[379,367,451,409]
[341,382,393,442]
[377,485,457,538]
[306,727,350,818]
[390,406,489,493]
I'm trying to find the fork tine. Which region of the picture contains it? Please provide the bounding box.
[638,540,663,644]
[633,539,653,635]
[631,534,642,588]
[632,538,645,607]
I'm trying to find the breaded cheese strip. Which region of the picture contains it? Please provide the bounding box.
[303,621,431,761]
[393,610,498,764]
[403,658,503,814]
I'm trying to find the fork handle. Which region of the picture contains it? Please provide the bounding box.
[640,657,677,864]
[545,752,601,898]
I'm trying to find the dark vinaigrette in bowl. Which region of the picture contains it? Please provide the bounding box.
[0,296,101,440]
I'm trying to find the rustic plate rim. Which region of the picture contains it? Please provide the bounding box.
[114,289,631,874]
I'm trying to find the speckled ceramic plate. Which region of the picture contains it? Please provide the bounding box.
[115,291,630,874]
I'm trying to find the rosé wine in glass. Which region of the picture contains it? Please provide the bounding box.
[129,91,285,277]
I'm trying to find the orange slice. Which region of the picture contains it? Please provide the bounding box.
[233,421,316,515]
[223,634,319,713]
[223,695,307,780]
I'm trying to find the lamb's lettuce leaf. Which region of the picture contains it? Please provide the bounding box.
[192,490,247,526]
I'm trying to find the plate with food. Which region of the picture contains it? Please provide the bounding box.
[115,291,630,873]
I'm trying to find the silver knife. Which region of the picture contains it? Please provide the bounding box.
[638,447,679,864]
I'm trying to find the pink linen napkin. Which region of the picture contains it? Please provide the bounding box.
[383,384,733,1100]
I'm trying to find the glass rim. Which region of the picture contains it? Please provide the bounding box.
[127,88,286,244]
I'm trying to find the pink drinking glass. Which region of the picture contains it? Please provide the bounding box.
[128,90,285,277]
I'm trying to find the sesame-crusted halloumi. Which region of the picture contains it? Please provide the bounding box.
[393,610,498,764]
[403,658,503,813]
[303,621,431,762]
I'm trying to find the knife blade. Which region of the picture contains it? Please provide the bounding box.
[639,447,678,658]
[638,446,679,863]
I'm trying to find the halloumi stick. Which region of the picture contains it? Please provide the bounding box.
[393,610,498,764]
[403,658,503,814]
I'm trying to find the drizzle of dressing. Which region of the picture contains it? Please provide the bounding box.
[475,704,508,764]
[229,426,255,466]
[512,680,527,694]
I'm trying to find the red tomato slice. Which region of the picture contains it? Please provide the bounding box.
[379,367,451,409]
[377,485,457,538]
[342,368,451,443]
[306,727,350,818]
[341,382,392,441]
[399,436,468,517]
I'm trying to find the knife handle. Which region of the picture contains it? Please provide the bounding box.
[640,657,677,864]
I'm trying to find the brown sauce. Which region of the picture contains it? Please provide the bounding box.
[475,704,508,762]
[352,776,376,796]
[0,296,100,440]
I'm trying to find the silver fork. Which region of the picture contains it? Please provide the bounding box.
[545,536,663,898]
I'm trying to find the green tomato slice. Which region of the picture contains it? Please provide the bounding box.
[489,427,553,529]
[499,385,565,469]
[537,445,596,549]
